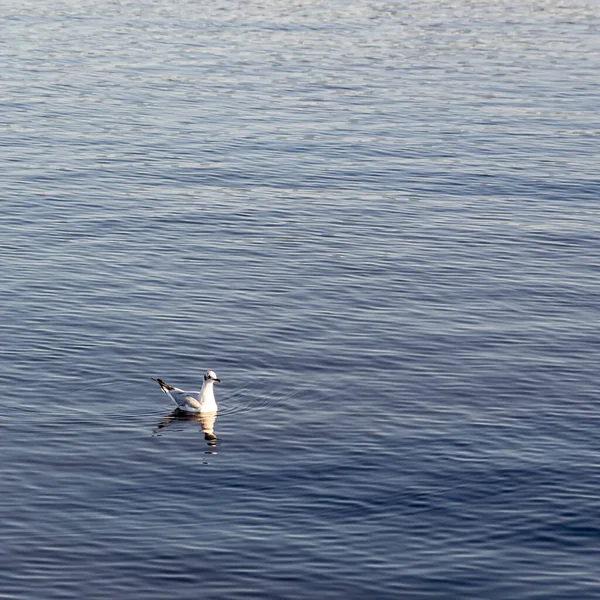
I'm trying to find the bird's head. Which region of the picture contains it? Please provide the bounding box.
[204,370,221,383]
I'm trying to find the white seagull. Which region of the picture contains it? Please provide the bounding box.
[152,370,221,413]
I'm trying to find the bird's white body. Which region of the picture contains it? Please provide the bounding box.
[154,371,221,414]
[167,382,217,413]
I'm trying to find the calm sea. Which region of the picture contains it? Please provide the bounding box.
[2,0,599,598]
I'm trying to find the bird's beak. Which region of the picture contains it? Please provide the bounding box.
[214,378,221,383]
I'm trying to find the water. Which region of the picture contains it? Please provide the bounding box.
[2,0,599,598]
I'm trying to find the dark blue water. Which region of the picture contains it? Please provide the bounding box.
[2,1,600,598]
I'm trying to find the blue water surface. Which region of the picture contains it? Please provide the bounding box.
[2,1,600,598]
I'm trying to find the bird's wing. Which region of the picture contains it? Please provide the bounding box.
[169,389,202,410]
[153,379,204,410]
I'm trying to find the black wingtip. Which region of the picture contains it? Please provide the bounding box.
[153,378,174,392]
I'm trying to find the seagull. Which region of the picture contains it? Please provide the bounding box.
[152,370,221,413]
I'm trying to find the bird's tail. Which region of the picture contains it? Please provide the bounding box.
[152,378,175,393]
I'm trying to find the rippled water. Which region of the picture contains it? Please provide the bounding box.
[2,0,600,598]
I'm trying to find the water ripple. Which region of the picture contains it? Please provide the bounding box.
[2,0,600,598]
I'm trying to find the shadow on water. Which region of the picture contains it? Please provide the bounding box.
[153,409,219,448]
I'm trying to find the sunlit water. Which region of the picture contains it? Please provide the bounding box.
[2,0,600,598]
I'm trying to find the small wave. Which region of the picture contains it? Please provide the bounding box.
[216,375,320,417]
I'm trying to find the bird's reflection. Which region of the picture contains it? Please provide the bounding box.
[155,409,218,447]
